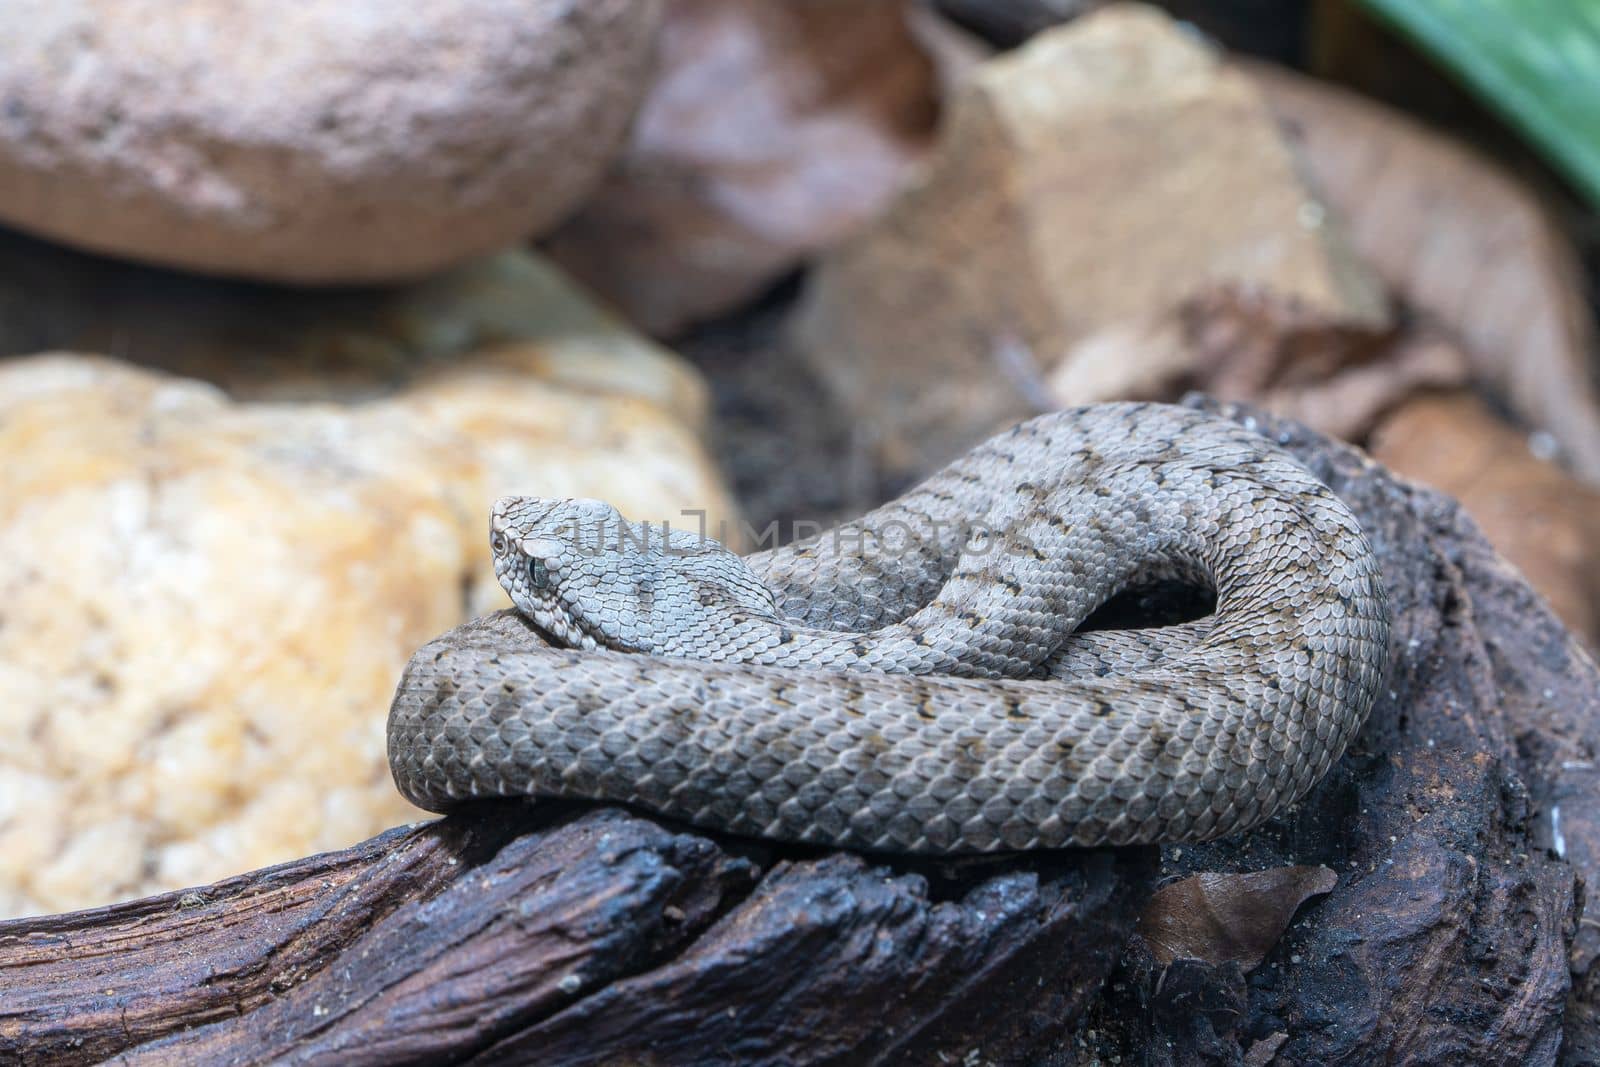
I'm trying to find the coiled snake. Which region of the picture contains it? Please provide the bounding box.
[388,403,1390,852]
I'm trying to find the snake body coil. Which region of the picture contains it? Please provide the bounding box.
[388,403,1390,852]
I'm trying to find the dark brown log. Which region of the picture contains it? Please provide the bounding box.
[2,400,1595,1065]
[0,803,1149,1065]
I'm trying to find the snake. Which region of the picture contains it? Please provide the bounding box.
[387,402,1391,853]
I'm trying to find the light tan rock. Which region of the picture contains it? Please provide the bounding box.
[0,269,736,919]
[0,0,660,283]
[790,3,1387,481]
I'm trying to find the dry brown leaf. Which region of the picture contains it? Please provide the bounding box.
[541,0,939,338]
[1371,392,1600,649]
[1052,286,1468,441]
[793,7,1388,484]
[1247,60,1600,483]
[1139,865,1338,970]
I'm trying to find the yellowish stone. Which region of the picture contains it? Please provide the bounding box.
[0,262,734,917]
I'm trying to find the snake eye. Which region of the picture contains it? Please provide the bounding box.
[528,558,551,590]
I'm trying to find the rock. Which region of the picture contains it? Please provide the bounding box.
[541,0,940,337]
[0,259,737,919]
[790,4,1387,484]
[0,0,660,283]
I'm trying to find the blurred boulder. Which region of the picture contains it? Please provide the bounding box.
[0,0,660,283]
[0,252,737,919]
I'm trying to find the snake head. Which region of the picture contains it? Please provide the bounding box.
[490,496,778,656]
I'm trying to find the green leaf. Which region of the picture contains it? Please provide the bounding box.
[1354,0,1600,206]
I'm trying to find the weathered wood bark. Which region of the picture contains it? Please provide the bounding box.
[1,400,1596,1065]
[0,803,1150,1065]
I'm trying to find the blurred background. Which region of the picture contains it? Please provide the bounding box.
[1,0,1596,919]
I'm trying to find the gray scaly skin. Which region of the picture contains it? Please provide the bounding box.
[387,403,1391,853]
